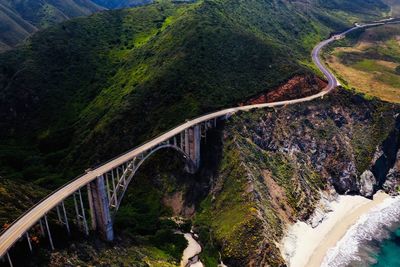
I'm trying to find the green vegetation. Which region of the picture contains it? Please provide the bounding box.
[193,88,399,265]
[0,177,48,226]
[396,65,400,74]
[383,0,400,16]
[194,139,268,265]
[0,0,388,189]
[325,24,400,103]
[0,0,394,266]
[0,0,104,50]
[38,238,183,266]
[193,110,328,265]
[92,0,153,9]
[112,150,189,263]
[351,103,397,174]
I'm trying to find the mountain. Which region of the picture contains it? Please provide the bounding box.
[317,0,389,16]
[382,0,400,16]
[0,0,395,265]
[91,0,153,9]
[0,0,161,52]
[0,0,390,186]
[0,0,104,51]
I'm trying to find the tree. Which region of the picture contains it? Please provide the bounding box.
[395,65,400,75]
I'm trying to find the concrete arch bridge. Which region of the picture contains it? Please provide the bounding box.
[0,19,391,267]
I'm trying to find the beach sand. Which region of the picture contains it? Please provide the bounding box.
[282,191,389,267]
[181,233,203,267]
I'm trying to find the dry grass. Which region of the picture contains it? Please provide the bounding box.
[327,25,400,103]
[328,56,400,102]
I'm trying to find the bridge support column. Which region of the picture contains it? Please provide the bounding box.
[44,215,54,250]
[39,219,45,237]
[7,252,13,267]
[73,190,89,235]
[26,232,32,253]
[184,125,201,174]
[87,175,114,241]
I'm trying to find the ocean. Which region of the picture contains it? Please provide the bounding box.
[371,227,400,267]
[321,196,400,267]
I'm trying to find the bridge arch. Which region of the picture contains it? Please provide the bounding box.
[86,125,205,241]
[111,143,194,212]
[2,16,376,259]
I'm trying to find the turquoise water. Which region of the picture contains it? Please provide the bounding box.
[372,227,400,267]
[322,197,400,267]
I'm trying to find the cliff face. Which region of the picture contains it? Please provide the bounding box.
[195,89,400,266]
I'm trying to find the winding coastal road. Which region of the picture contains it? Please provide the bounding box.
[0,20,394,259]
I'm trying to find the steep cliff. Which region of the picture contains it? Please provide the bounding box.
[194,89,400,266]
[4,89,399,267]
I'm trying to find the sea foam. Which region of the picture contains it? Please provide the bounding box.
[321,196,400,267]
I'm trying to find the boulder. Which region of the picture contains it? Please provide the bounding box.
[359,170,376,197]
[383,151,400,195]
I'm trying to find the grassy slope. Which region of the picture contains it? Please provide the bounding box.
[0,3,37,48]
[0,178,48,227]
[1,151,190,266]
[0,0,391,266]
[0,0,388,188]
[195,89,399,266]
[325,24,400,103]
[195,116,325,266]
[92,0,153,8]
[383,0,400,16]
[0,0,103,50]
[317,0,389,18]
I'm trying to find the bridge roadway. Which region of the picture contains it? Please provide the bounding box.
[0,20,393,259]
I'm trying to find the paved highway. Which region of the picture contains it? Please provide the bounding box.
[0,21,391,258]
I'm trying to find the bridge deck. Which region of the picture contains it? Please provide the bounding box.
[0,21,385,258]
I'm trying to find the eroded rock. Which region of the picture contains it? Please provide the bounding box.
[359,170,376,198]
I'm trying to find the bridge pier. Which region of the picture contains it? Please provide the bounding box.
[39,219,45,236]
[6,252,12,267]
[44,215,54,250]
[73,189,89,235]
[26,232,32,253]
[184,125,201,173]
[87,175,114,241]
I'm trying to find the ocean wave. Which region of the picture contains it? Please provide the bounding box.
[321,195,400,267]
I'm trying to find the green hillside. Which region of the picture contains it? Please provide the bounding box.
[92,0,153,9]
[0,1,394,266]
[0,0,103,50]
[0,0,389,188]
[383,0,400,16]
[318,0,389,16]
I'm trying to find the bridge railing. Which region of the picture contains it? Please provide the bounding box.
[0,116,219,255]
[4,18,391,261]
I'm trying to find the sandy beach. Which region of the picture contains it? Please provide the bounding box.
[180,233,203,267]
[282,191,389,267]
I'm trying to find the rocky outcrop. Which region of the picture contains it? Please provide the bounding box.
[371,116,400,188]
[244,91,400,197]
[198,89,400,266]
[383,150,400,195]
[358,115,400,197]
[359,170,376,197]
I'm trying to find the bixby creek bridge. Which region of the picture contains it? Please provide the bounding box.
[0,21,390,266]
